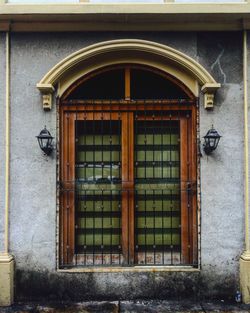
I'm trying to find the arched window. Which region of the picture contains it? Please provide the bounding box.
[59,65,197,267]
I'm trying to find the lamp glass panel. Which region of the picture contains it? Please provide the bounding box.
[210,138,216,148]
[42,138,49,149]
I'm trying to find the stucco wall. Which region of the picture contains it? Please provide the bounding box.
[0,32,6,253]
[199,32,244,293]
[5,31,244,300]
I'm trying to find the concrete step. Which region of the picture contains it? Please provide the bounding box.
[1,301,250,313]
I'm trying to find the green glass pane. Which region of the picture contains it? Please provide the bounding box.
[78,134,120,145]
[77,234,120,246]
[76,234,120,246]
[77,200,120,212]
[135,120,181,257]
[76,166,120,182]
[136,200,180,211]
[137,167,179,179]
[136,217,180,229]
[137,134,179,145]
[136,151,179,162]
[75,120,121,254]
[78,217,120,229]
[135,184,180,193]
[137,234,180,245]
[77,151,120,163]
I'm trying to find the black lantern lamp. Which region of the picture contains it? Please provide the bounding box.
[203,125,221,155]
[36,126,54,155]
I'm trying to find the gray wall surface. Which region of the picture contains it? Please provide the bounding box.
[3,31,245,300]
[199,32,244,293]
[0,32,6,253]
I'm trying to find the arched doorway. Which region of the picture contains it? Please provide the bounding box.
[59,64,197,268]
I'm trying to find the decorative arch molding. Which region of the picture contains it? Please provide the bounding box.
[36,39,220,110]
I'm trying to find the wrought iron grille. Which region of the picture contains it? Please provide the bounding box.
[59,99,198,268]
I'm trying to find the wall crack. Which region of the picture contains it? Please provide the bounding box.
[211,45,226,84]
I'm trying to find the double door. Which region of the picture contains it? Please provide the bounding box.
[60,106,197,266]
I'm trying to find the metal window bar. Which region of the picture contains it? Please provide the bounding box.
[60,184,196,267]
[66,112,70,265]
[75,107,78,267]
[196,97,201,266]
[74,118,122,266]
[134,117,181,265]
[169,112,173,263]
[186,111,191,264]
[160,103,164,265]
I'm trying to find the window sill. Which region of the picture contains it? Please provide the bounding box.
[57,265,200,273]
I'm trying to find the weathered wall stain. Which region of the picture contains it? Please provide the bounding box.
[15,269,237,301]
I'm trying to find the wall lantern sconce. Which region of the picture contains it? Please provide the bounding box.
[203,126,221,155]
[36,126,54,155]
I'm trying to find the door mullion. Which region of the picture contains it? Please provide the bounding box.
[125,67,131,100]
[61,112,75,265]
[128,112,135,265]
[121,112,130,265]
[121,112,134,265]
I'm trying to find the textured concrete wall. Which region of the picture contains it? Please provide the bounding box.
[0,32,6,253]
[198,32,244,293]
[6,32,244,300]
[247,32,250,248]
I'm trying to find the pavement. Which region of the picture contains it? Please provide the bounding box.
[1,300,250,313]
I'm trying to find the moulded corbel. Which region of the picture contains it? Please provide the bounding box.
[36,83,55,111]
[201,83,221,109]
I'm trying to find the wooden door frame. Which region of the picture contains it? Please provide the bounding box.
[60,109,134,265]
[59,60,197,267]
[59,102,197,266]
